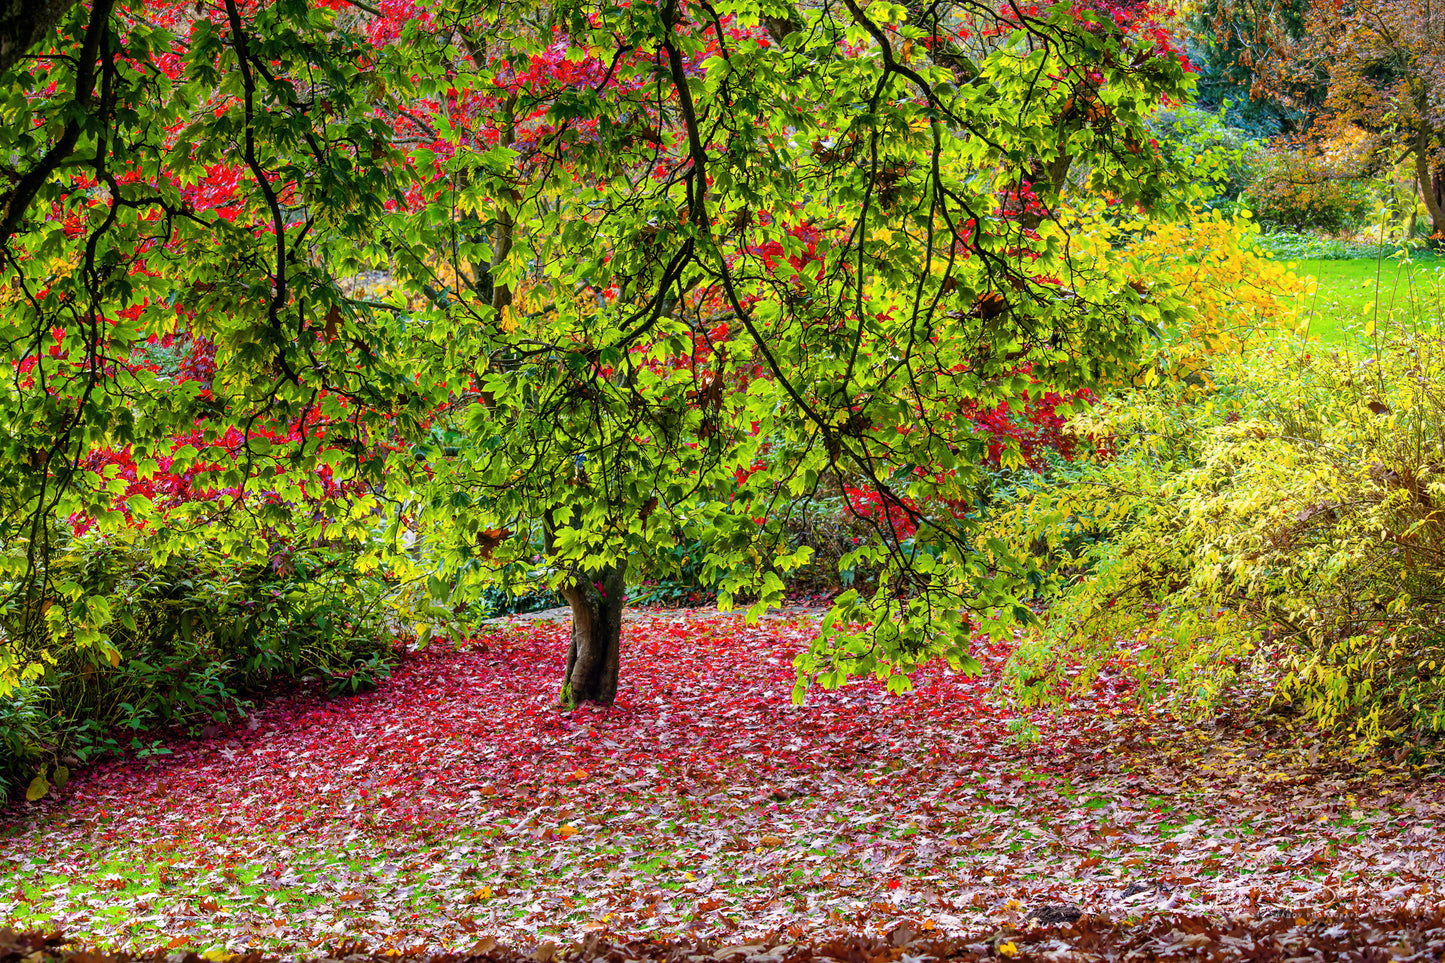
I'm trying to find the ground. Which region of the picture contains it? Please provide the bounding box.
[1,610,1442,958]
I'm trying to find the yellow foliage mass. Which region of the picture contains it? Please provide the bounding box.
[1053,203,1312,371]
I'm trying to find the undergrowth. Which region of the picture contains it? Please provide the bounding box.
[991,322,1445,757]
[0,536,399,804]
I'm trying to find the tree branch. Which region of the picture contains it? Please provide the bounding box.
[0,0,114,243]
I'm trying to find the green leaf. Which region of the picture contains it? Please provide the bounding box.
[25,770,50,802]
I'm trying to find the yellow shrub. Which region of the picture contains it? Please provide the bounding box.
[1047,204,1312,377]
[990,326,1445,757]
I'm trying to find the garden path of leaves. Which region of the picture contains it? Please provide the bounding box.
[2,611,1442,955]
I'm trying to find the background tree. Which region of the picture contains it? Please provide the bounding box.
[0,0,1196,707]
[1190,0,1315,136]
[1209,0,1445,241]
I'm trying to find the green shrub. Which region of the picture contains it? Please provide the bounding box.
[473,566,563,616]
[0,683,59,803]
[1243,143,1373,235]
[1148,105,1260,206]
[0,536,398,802]
[1251,232,1431,261]
[991,327,1445,757]
[628,536,721,607]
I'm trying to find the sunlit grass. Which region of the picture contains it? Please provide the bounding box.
[1281,254,1445,343]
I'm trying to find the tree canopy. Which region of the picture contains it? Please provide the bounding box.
[0,0,1196,704]
[1208,0,1445,240]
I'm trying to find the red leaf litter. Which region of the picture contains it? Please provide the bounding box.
[2,611,1442,956]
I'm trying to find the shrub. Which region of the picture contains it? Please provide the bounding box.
[1250,232,1420,261]
[992,327,1445,757]
[1147,105,1261,206]
[1243,140,1373,234]
[630,538,722,608]
[0,535,398,802]
[1056,203,1312,367]
[474,575,564,616]
[0,684,60,802]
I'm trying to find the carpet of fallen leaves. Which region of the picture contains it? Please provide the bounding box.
[1,611,1443,958]
[9,909,1445,963]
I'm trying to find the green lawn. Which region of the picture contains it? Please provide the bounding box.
[1281,255,1445,343]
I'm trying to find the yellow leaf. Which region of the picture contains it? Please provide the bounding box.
[998,942,1019,958]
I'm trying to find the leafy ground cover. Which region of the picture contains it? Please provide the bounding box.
[10,910,1445,963]
[1284,256,1445,342]
[1,612,1442,956]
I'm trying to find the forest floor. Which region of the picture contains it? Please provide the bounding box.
[1,610,1442,959]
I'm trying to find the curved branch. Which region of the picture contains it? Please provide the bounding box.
[223,0,301,385]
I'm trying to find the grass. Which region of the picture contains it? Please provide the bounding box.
[1275,253,1445,343]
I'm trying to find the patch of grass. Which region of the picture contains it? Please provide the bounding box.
[1275,255,1445,343]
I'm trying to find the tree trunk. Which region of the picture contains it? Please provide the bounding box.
[558,560,627,708]
[1,0,79,77]
[1414,132,1445,248]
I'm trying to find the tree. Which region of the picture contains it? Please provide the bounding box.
[1188,0,1313,136]
[1209,0,1445,241]
[0,0,1196,706]
[0,0,78,77]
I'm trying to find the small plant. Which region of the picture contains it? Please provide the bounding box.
[325,651,396,697]
[1004,716,1042,747]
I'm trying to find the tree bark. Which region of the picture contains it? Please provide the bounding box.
[558,559,627,708]
[1418,146,1445,247]
[0,0,77,77]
